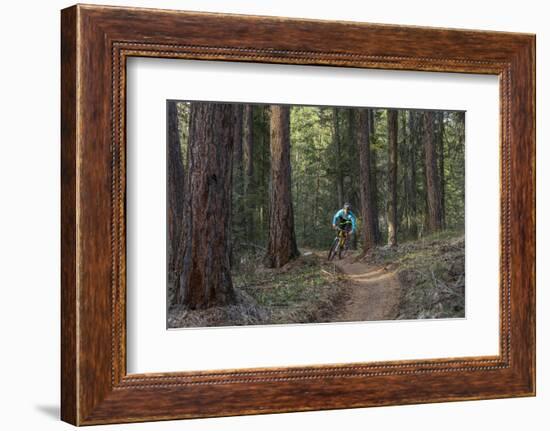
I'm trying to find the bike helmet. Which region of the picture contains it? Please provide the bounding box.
[343,202,352,210]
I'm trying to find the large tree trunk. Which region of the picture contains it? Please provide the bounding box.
[243,104,255,241]
[333,108,344,206]
[348,109,358,250]
[369,109,381,244]
[357,109,376,252]
[231,105,244,266]
[177,103,236,309]
[407,111,418,238]
[264,105,299,268]
[437,112,446,229]
[167,101,186,286]
[423,111,443,232]
[387,109,398,247]
[233,105,244,189]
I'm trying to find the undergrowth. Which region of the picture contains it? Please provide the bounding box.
[167,251,350,328]
[363,231,465,319]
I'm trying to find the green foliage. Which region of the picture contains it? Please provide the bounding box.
[290,106,335,248]
[250,105,271,244]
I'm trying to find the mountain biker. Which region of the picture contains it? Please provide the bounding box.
[332,203,357,237]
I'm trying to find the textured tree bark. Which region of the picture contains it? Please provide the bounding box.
[369,109,381,244]
[177,102,236,309]
[423,111,443,232]
[231,105,244,266]
[357,109,376,252]
[233,105,244,185]
[387,109,398,247]
[264,105,299,268]
[333,108,344,206]
[167,101,186,287]
[347,108,359,250]
[407,111,418,238]
[437,111,446,229]
[243,104,255,241]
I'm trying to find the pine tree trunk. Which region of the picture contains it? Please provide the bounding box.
[423,111,443,232]
[333,108,344,206]
[357,109,376,252]
[387,109,398,247]
[167,101,186,287]
[233,105,244,169]
[347,109,358,250]
[231,105,244,266]
[402,112,411,234]
[369,110,381,244]
[233,105,244,193]
[259,106,270,240]
[437,112,446,229]
[408,111,418,238]
[243,104,255,241]
[177,103,236,309]
[264,105,299,268]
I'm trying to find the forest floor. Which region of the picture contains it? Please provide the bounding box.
[168,253,353,328]
[330,258,401,322]
[359,231,465,320]
[167,232,465,328]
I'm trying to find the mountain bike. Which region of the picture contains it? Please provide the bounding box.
[327,221,352,261]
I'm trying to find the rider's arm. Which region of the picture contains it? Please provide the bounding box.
[332,210,342,227]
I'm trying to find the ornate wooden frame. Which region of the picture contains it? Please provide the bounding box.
[61,4,535,425]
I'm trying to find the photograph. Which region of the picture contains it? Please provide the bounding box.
[166,101,466,329]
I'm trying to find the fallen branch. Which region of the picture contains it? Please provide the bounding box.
[321,268,336,277]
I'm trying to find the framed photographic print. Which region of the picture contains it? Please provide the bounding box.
[61,4,535,425]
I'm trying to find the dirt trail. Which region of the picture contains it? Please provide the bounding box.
[332,256,401,322]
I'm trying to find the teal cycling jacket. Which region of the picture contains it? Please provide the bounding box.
[332,209,357,233]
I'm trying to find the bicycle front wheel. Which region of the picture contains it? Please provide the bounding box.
[338,236,349,260]
[328,237,339,261]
